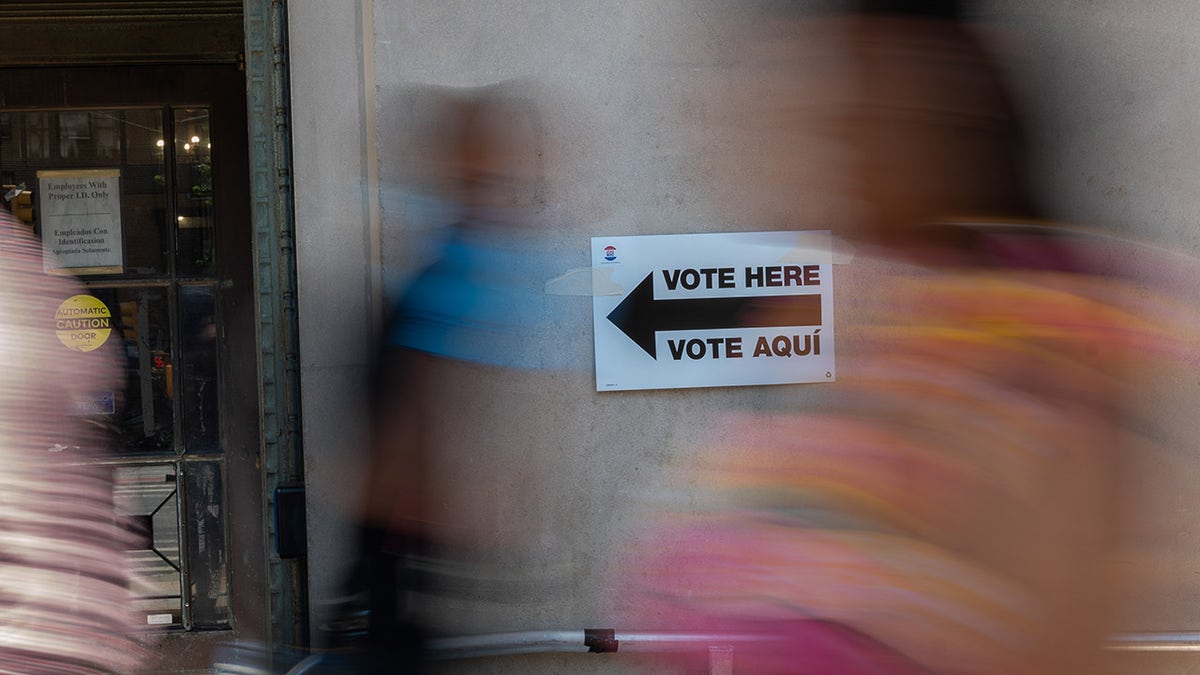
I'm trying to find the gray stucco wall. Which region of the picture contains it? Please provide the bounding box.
[290,1,1200,671]
[366,0,849,642]
[288,0,379,631]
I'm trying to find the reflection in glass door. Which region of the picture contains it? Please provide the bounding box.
[1,107,229,630]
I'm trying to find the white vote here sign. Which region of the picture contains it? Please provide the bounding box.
[592,230,835,391]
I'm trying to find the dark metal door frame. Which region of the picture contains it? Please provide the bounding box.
[243,0,308,659]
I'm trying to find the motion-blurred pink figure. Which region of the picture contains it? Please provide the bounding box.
[615,2,1200,673]
[0,205,144,672]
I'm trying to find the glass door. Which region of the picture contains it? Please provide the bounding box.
[0,65,265,671]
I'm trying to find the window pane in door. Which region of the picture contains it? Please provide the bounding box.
[115,463,183,628]
[181,284,219,454]
[0,109,168,275]
[120,109,169,276]
[174,108,214,275]
[92,286,175,453]
[25,112,51,161]
[57,111,121,162]
[184,461,230,627]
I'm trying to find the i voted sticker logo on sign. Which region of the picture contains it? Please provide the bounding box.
[603,246,617,261]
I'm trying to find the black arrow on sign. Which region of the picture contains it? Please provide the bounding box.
[606,273,822,359]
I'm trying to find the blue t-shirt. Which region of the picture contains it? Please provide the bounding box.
[388,227,584,370]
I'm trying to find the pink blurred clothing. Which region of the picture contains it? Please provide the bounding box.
[0,209,145,673]
[620,235,1198,674]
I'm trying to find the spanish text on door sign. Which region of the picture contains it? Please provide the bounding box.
[592,231,835,391]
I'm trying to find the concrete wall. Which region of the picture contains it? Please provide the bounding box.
[288,0,381,625]
[289,0,1200,670]
[365,0,852,643]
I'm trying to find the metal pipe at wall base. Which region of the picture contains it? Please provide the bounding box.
[426,630,777,660]
[1107,633,1200,652]
[426,631,593,659]
[615,632,777,652]
[426,630,1200,660]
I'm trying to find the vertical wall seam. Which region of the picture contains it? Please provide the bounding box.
[359,0,384,341]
